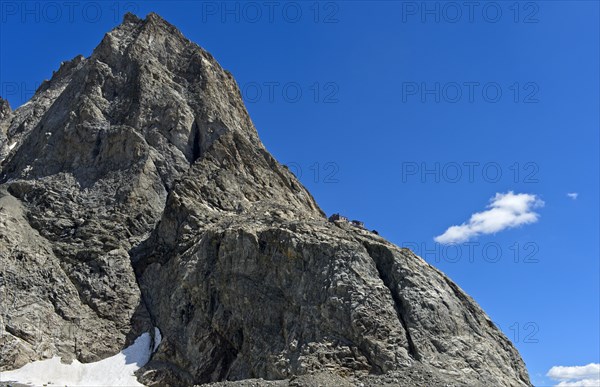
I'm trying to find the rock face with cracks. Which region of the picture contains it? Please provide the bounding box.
[0,13,531,387]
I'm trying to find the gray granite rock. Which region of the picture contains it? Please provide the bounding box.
[0,13,531,387]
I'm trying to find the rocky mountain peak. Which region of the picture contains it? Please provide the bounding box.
[0,13,531,387]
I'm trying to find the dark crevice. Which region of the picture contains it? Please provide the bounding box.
[188,120,202,164]
[196,331,239,383]
[5,324,36,344]
[361,241,420,361]
[361,350,384,375]
[92,134,102,159]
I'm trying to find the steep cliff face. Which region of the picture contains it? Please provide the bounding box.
[0,13,531,387]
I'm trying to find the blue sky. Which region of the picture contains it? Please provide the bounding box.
[1,1,598,386]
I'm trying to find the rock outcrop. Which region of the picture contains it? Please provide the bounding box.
[0,13,531,387]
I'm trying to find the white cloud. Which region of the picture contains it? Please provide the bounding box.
[555,380,600,387]
[547,363,600,387]
[434,191,544,244]
[567,193,579,200]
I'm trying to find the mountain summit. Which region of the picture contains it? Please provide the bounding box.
[0,13,531,386]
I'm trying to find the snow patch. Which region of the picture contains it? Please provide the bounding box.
[153,327,162,352]
[0,330,161,386]
[8,142,16,150]
[22,165,33,177]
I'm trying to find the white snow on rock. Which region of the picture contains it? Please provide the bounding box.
[8,142,16,151]
[153,327,162,352]
[0,329,162,386]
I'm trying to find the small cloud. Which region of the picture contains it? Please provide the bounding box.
[555,380,600,387]
[567,193,579,200]
[547,363,600,387]
[434,191,544,244]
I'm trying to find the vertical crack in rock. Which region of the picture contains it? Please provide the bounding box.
[361,241,420,361]
[189,120,202,164]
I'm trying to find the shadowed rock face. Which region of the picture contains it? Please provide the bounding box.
[0,13,531,387]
